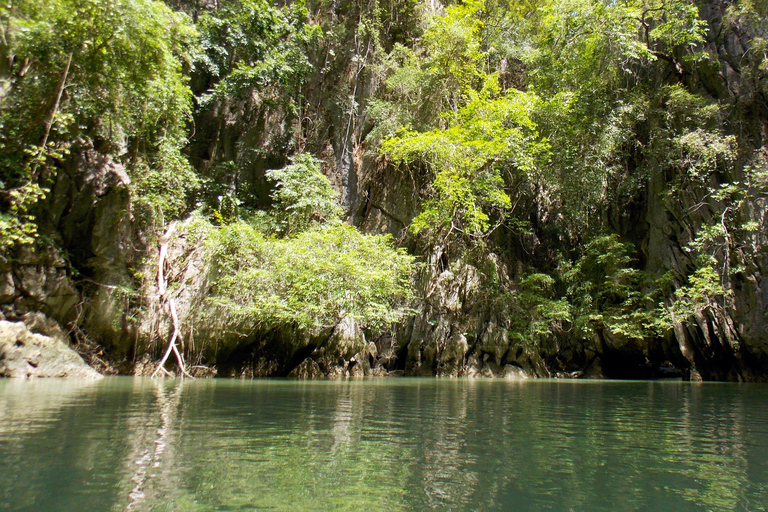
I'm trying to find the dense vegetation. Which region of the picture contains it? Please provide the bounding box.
[188,155,413,333]
[0,0,198,245]
[373,0,765,347]
[1,0,767,378]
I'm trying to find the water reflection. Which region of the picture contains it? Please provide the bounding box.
[125,380,185,510]
[0,379,767,511]
[0,378,99,437]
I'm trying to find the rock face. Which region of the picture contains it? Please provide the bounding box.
[385,256,551,380]
[3,0,767,381]
[0,317,101,379]
[0,245,79,327]
[0,139,139,379]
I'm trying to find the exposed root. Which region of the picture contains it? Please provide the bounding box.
[152,223,195,379]
[71,300,119,375]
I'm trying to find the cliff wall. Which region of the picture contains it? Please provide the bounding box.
[2,0,767,380]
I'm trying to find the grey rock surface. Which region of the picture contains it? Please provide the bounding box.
[0,318,101,379]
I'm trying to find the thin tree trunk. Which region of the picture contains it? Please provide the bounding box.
[33,52,72,178]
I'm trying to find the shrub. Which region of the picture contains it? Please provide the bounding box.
[202,219,414,333]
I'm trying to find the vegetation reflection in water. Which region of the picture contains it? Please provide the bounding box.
[0,378,767,511]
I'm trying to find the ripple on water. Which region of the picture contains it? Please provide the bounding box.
[1,378,768,511]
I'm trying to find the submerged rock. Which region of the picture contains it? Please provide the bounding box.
[0,319,101,379]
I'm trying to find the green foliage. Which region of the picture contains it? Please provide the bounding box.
[367,0,487,140]
[373,0,716,246]
[563,235,663,340]
[528,0,706,95]
[668,257,725,322]
[636,0,707,54]
[510,273,571,347]
[265,154,343,236]
[196,0,318,108]
[202,219,414,332]
[511,235,666,346]
[195,151,413,332]
[0,0,195,153]
[672,162,768,322]
[528,0,642,95]
[189,0,322,213]
[0,0,198,243]
[0,182,44,251]
[645,85,736,186]
[370,0,744,352]
[723,1,768,98]
[516,0,710,233]
[381,77,546,239]
[130,137,200,227]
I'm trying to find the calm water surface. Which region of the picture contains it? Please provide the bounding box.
[0,377,767,511]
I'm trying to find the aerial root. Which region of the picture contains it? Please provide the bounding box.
[152,224,195,379]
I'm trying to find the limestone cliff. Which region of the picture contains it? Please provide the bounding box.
[2,0,767,381]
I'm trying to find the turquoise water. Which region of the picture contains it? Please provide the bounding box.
[0,378,767,511]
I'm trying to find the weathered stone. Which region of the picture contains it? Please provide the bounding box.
[12,297,29,315]
[0,319,101,378]
[0,273,14,303]
[373,333,398,367]
[478,322,509,366]
[503,365,529,380]
[349,342,379,376]
[289,358,323,379]
[357,158,418,238]
[8,245,80,325]
[465,353,482,378]
[583,357,604,379]
[133,354,156,377]
[348,358,365,377]
[478,363,495,378]
[327,316,366,360]
[326,365,346,379]
[436,332,468,377]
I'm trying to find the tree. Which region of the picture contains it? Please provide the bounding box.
[196,0,317,109]
[381,78,545,240]
[265,154,343,236]
[0,0,198,245]
[196,153,414,333]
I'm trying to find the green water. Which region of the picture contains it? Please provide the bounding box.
[1,378,767,511]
